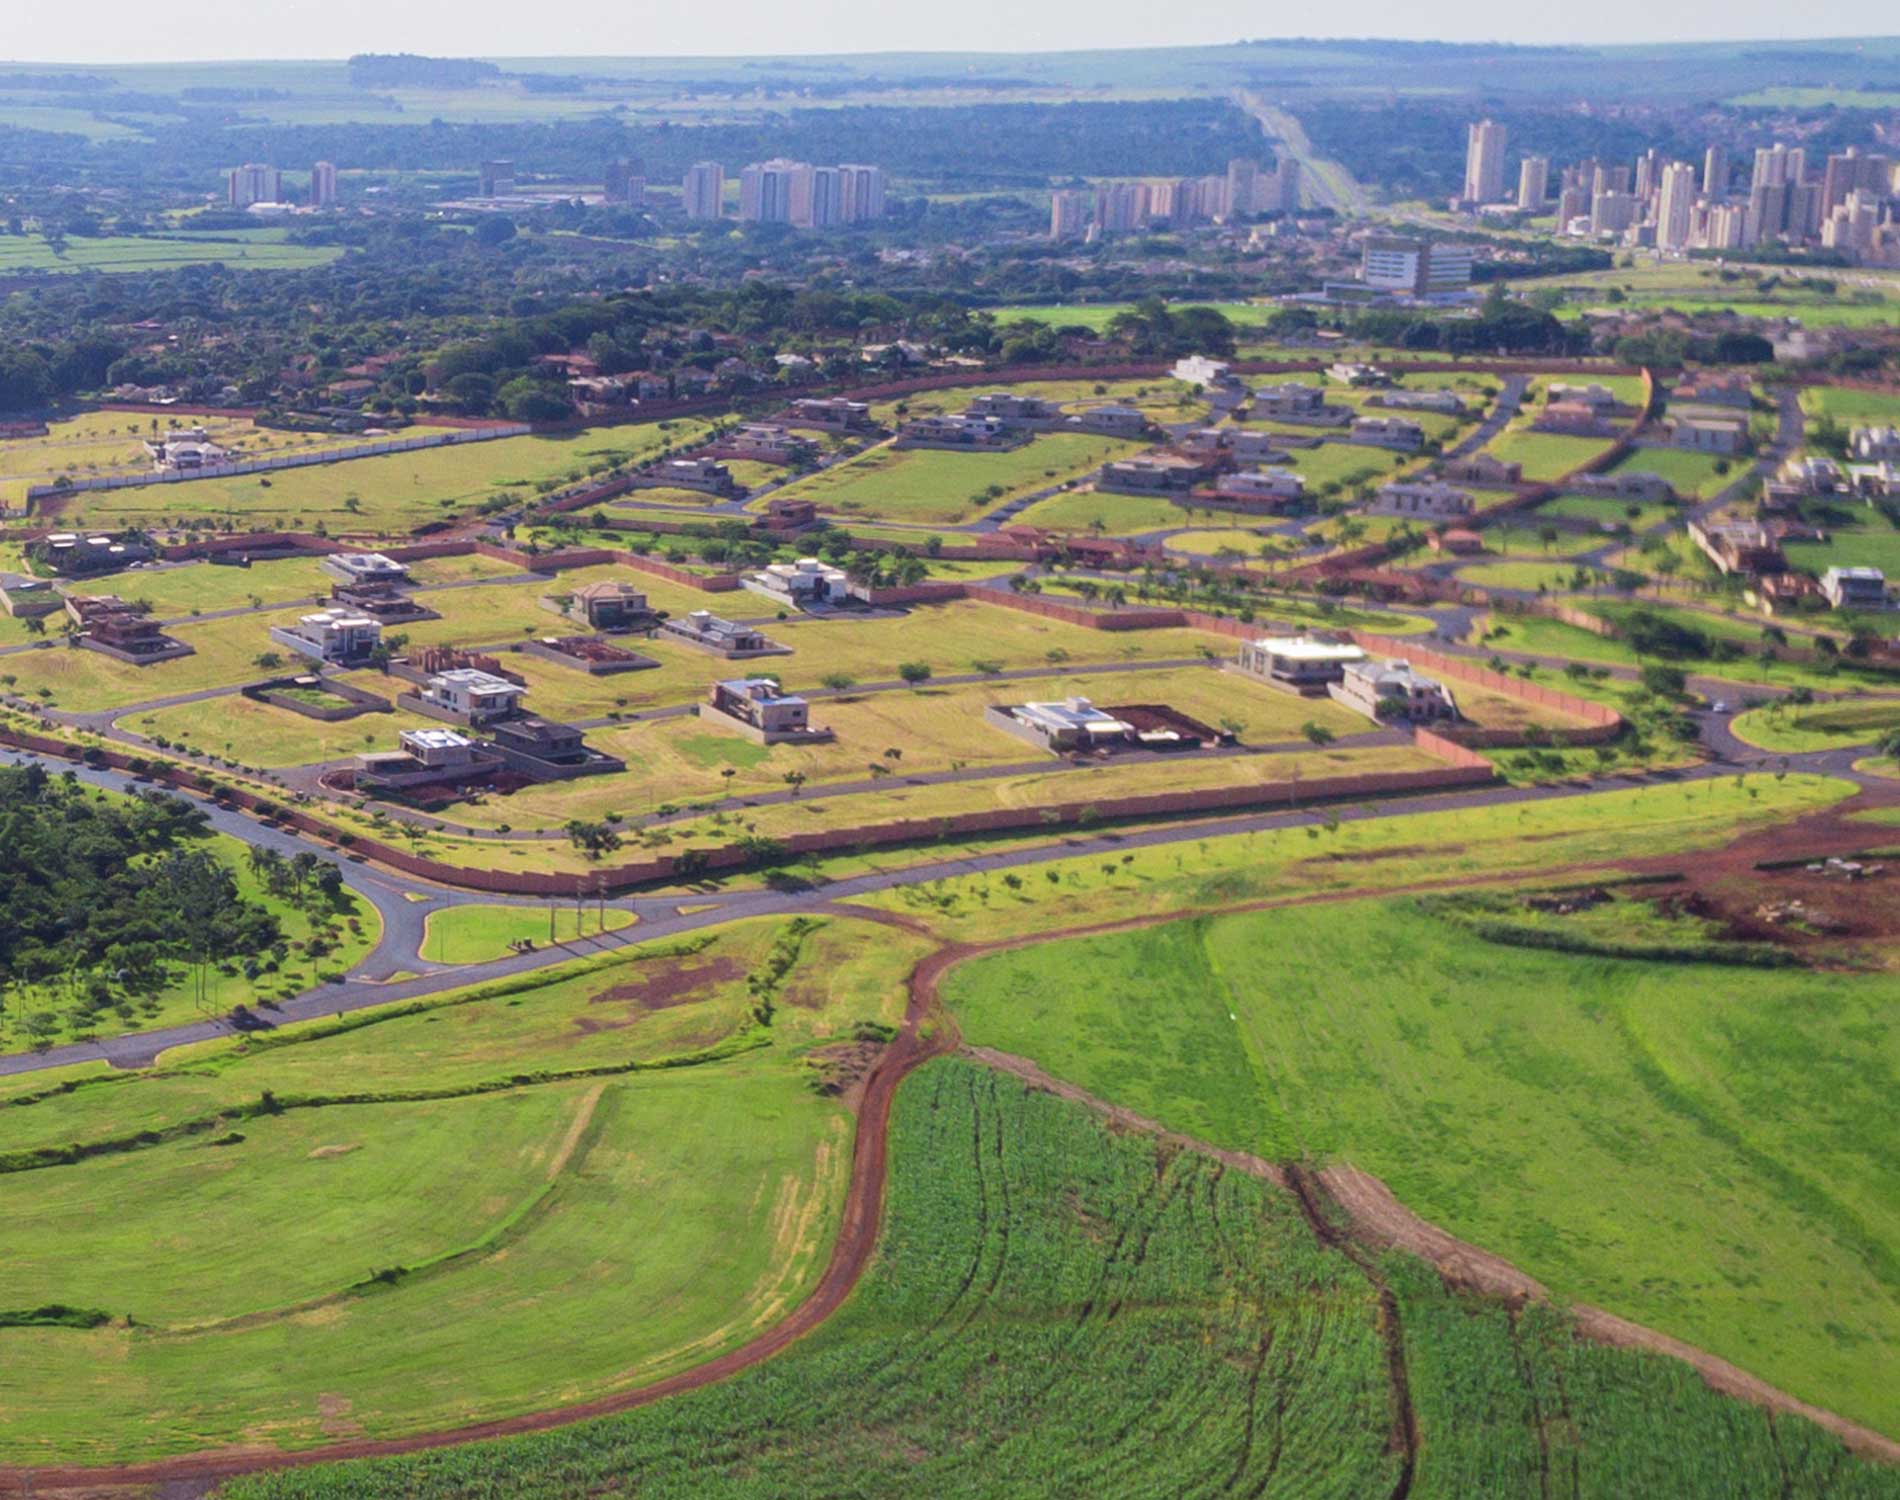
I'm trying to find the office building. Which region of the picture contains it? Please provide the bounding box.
[682,162,726,220]
[1753,144,1794,190]
[1093,181,1150,233]
[1748,180,1790,242]
[1360,235,1474,298]
[1556,185,1589,229]
[1656,161,1698,251]
[477,160,515,197]
[1517,155,1549,211]
[1705,202,1748,250]
[226,163,281,208]
[1463,119,1507,204]
[310,160,337,208]
[792,165,842,228]
[1634,148,1664,204]
[1593,163,1630,196]
[1272,159,1302,212]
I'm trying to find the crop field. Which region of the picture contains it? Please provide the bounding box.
[47,419,717,537]
[0,914,925,1462]
[220,1057,1900,1500]
[0,232,342,276]
[940,892,1900,1434]
[419,903,639,963]
[1483,427,1619,483]
[1605,445,1735,500]
[768,433,1146,525]
[1732,696,1900,753]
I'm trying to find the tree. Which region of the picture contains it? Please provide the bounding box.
[897,661,932,687]
[1301,721,1335,746]
[565,819,623,862]
[819,671,855,693]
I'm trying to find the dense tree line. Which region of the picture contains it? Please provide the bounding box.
[0,764,288,1039]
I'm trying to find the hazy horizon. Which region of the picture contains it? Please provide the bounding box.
[0,0,1894,67]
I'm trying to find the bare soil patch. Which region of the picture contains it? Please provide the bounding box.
[592,956,744,1011]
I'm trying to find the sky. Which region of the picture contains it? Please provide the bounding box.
[0,0,1892,64]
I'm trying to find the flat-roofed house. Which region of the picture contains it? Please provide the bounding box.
[1669,414,1748,455]
[271,608,382,665]
[1689,519,1784,576]
[1821,566,1887,610]
[745,556,851,609]
[1097,454,1211,494]
[1066,403,1150,438]
[1236,634,1368,688]
[416,667,525,726]
[1209,468,1307,513]
[1370,480,1473,519]
[353,727,504,792]
[1850,425,1900,463]
[702,677,833,743]
[990,697,1135,752]
[1331,658,1458,722]
[485,717,625,780]
[661,609,787,657]
[322,551,412,586]
[1350,414,1425,451]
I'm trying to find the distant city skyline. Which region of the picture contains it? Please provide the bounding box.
[0,1,1896,65]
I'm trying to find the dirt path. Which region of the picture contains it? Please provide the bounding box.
[10,801,1899,1494]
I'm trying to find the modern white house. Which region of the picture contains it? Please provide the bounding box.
[271,608,382,664]
[990,697,1135,752]
[1210,468,1307,511]
[322,551,412,586]
[1236,634,1367,688]
[1820,566,1888,610]
[1350,414,1425,451]
[745,556,851,609]
[416,667,525,726]
[1172,355,1234,388]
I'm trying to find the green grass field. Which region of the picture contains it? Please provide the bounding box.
[986,300,1281,332]
[769,433,1145,525]
[1011,488,1188,534]
[221,1055,1900,1500]
[420,903,638,963]
[1800,386,1900,428]
[0,233,342,276]
[940,894,1900,1435]
[0,914,927,1462]
[1484,428,1620,483]
[49,420,717,538]
[1538,495,1677,532]
[1732,697,1900,753]
[1605,446,1735,500]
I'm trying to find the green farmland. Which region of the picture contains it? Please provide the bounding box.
[940,894,1900,1436]
[0,232,342,275]
[222,1058,1900,1500]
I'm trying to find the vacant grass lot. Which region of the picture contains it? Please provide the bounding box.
[1011,488,1189,534]
[1799,385,1900,428]
[1731,697,1900,753]
[1483,428,1619,483]
[941,894,1900,1434]
[0,915,927,1463]
[1538,495,1677,532]
[1605,446,1734,500]
[69,556,334,616]
[132,694,399,768]
[419,903,638,963]
[768,433,1146,525]
[54,420,718,537]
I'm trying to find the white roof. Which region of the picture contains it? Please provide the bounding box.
[403,727,471,750]
[1254,636,1367,663]
[432,667,519,692]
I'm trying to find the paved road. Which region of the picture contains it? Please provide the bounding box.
[1,703,1881,1081]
